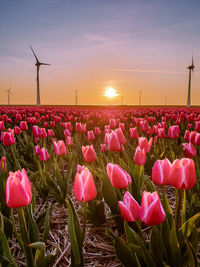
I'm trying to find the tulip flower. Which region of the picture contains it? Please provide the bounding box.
[32,126,41,137]
[189,131,197,144]
[74,167,97,202]
[169,158,196,189]
[157,128,166,138]
[134,146,146,165]
[138,137,152,153]
[195,133,200,146]
[100,144,107,152]
[0,121,5,131]
[14,126,22,135]
[77,164,85,173]
[105,131,121,152]
[152,158,171,185]
[118,191,140,222]
[182,142,196,158]
[6,169,32,208]
[48,129,55,137]
[34,145,41,155]
[168,125,180,139]
[115,127,126,145]
[82,144,97,162]
[64,129,71,137]
[53,140,67,155]
[39,128,47,138]
[184,130,190,141]
[130,127,139,139]
[109,119,117,128]
[2,130,15,146]
[65,136,73,146]
[0,156,7,171]
[20,121,28,131]
[39,147,50,161]
[140,191,166,226]
[87,130,95,141]
[94,127,101,136]
[106,163,132,188]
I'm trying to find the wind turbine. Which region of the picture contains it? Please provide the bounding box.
[187,56,194,107]
[75,90,78,105]
[30,45,50,106]
[5,87,11,105]
[139,90,142,105]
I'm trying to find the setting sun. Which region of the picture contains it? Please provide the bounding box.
[104,87,118,98]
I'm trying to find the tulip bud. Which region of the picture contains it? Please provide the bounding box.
[182,142,196,158]
[82,144,97,162]
[118,191,140,222]
[169,158,196,189]
[106,163,132,188]
[152,158,171,185]
[134,146,146,165]
[2,130,15,146]
[6,169,32,208]
[74,167,97,202]
[39,148,50,161]
[53,140,67,155]
[140,191,166,226]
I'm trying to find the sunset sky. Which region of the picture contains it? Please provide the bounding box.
[0,0,200,106]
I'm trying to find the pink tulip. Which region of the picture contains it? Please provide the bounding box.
[140,191,166,226]
[100,144,107,152]
[32,126,41,137]
[65,136,73,146]
[34,145,41,154]
[184,130,190,141]
[64,129,71,137]
[105,131,121,152]
[130,127,139,139]
[20,121,28,131]
[182,142,196,158]
[152,158,171,185]
[168,125,180,139]
[189,131,197,144]
[82,144,97,162]
[87,130,95,141]
[157,128,166,138]
[0,121,5,131]
[169,158,196,189]
[195,133,200,146]
[48,129,55,137]
[2,130,15,146]
[6,169,32,208]
[134,146,146,165]
[14,126,22,135]
[53,140,67,155]
[94,127,101,135]
[39,148,50,161]
[74,167,97,202]
[106,163,132,188]
[138,137,152,153]
[39,128,47,138]
[115,127,126,145]
[118,191,140,222]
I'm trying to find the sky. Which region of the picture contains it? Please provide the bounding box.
[0,0,200,106]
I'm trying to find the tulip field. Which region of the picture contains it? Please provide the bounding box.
[0,106,200,267]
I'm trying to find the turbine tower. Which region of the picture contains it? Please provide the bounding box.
[5,87,11,105]
[139,90,142,105]
[75,90,78,105]
[30,45,50,106]
[187,56,194,107]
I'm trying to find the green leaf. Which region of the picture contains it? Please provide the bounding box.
[185,239,198,267]
[66,197,83,267]
[170,220,181,265]
[42,207,51,242]
[114,236,135,267]
[180,213,200,238]
[29,242,45,267]
[0,213,17,267]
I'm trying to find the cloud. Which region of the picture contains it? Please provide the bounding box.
[84,33,109,43]
[111,69,188,75]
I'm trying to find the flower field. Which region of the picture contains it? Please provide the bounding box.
[0,106,200,267]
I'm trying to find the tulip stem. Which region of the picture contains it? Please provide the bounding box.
[175,189,184,232]
[82,201,87,245]
[18,207,34,267]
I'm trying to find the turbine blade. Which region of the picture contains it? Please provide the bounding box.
[40,62,50,65]
[30,45,39,63]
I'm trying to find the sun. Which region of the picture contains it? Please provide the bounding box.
[104,87,118,98]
